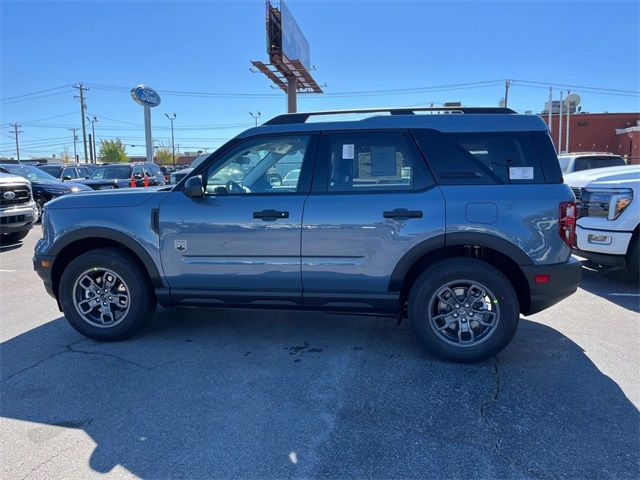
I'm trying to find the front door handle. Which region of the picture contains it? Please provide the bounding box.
[383,208,423,219]
[253,209,289,220]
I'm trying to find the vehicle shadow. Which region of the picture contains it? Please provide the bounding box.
[578,259,639,312]
[1,309,638,479]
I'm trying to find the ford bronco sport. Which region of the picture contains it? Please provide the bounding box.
[34,107,581,362]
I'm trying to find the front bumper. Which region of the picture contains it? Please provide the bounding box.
[575,225,632,256]
[0,202,37,234]
[521,257,582,315]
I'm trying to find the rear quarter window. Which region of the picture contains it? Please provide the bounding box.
[413,129,546,184]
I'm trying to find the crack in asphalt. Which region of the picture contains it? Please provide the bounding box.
[480,356,502,454]
[19,440,82,480]
[478,357,550,480]
[1,340,149,383]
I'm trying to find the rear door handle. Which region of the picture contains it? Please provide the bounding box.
[383,208,423,219]
[253,209,290,220]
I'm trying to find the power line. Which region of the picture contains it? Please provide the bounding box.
[0,84,71,102]
[0,90,74,105]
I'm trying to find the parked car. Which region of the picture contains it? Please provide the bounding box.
[558,152,626,174]
[34,107,581,362]
[0,172,37,244]
[565,165,639,279]
[78,163,166,190]
[0,163,92,221]
[36,163,95,181]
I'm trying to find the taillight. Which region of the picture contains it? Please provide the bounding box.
[559,201,577,247]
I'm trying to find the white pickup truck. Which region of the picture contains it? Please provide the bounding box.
[564,165,639,279]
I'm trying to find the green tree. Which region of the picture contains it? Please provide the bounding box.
[155,146,175,165]
[98,138,128,163]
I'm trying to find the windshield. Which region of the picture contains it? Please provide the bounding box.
[0,164,58,181]
[37,165,63,177]
[190,154,209,169]
[574,156,626,172]
[90,166,132,180]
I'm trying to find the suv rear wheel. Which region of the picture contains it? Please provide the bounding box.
[408,257,519,362]
[59,248,156,340]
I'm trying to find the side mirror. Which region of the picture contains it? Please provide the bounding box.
[63,175,72,181]
[184,175,204,198]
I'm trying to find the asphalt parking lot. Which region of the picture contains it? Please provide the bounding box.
[1,229,638,479]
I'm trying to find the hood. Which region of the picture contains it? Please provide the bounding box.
[0,172,30,185]
[46,187,165,209]
[564,165,640,189]
[32,178,93,192]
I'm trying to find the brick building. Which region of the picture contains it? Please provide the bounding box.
[538,112,640,164]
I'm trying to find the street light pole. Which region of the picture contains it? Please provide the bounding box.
[87,115,98,163]
[249,111,261,127]
[165,113,177,166]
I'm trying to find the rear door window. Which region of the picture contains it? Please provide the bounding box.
[321,131,433,192]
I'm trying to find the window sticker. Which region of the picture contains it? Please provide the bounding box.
[509,166,534,180]
[342,144,355,159]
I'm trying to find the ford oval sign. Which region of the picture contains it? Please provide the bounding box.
[130,85,161,108]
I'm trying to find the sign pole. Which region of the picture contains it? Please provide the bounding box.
[287,77,297,113]
[144,106,154,163]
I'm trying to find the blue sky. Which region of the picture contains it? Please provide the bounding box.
[1,0,638,159]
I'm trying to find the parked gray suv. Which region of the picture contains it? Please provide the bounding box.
[34,107,581,362]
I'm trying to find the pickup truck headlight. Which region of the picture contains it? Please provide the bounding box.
[577,188,633,220]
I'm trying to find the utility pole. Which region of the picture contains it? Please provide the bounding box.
[249,111,261,127]
[87,115,98,163]
[504,80,511,108]
[558,91,564,154]
[10,123,22,161]
[69,128,78,162]
[165,113,177,166]
[73,83,89,161]
[548,87,553,137]
[565,90,571,154]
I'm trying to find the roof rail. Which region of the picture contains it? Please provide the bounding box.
[263,106,517,125]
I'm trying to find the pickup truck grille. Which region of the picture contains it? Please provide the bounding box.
[570,187,582,201]
[0,184,31,207]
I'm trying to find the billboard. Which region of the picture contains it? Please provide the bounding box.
[279,0,310,71]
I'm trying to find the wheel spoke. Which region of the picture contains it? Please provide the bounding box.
[108,294,129,309]
[102,273,117,291]
[458,321,475,344]
[78,274,99,294]
[77,297,99,314]
[437,288,460,309]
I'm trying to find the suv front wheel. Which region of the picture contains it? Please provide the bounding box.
[409,258,519,362]
[59,248,156,340]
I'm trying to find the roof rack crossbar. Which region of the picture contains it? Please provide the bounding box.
[264,107,517,125]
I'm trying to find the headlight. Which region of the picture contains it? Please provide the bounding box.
[70,186,86,192]
[577,188,633,220]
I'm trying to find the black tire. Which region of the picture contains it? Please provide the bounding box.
[1,229,30,245]
[59,247,156,341]
[408,257,520,363]
[626,232,639,282]
[34,199,44,223]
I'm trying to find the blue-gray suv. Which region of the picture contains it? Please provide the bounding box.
[34,107,581,362]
